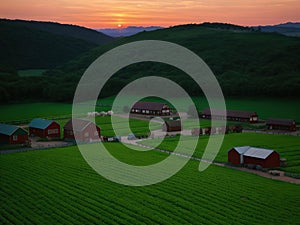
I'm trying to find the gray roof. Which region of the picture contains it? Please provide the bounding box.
[29,118,57,129]
[243,147,274,159]
[233,146,251,154]
[231,146,276,159]
[132,101,169,111]
[266,118,295,126]
[0,123,27,136]
[202,108,257,119]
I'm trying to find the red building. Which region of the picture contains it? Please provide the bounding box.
[163,120,181,132]
[131,101,170,116]
[0,124,29,144]
[266,118,296,131]
[29,118,60,139]
[202,108,258,123]
[64,118,101,142]
[228,146,280,168]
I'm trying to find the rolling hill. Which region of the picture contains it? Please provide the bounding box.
[1,22,300,102]
[0,19,114,70]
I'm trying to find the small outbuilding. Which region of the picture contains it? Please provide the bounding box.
[0,124,29,144]
[63,118,101,142]
[266,118,296,131]
[131,101,170,116]
[29,118,60,139]
[228,146,280,168]
[202,108,258,123]
[163,120,181,132]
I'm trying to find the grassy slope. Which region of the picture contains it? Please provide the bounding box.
[5,19,114,45]
[18,70,47,77]
[141,133,300,173]
[0,20,99,69]
[0,144,299,224]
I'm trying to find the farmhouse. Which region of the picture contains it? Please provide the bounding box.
[266,118,296,131]
[131,101,170,116]
[228,146,280,168]
[29,118,60,139]
[201,108,258,123]
[63,118,101,142]
[0,124,28,144]
[163,120,181,132]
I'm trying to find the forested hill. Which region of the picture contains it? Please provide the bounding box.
[0,19,114,70]
[1,23,300,102]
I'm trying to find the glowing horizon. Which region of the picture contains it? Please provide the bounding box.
[1,0,299,29]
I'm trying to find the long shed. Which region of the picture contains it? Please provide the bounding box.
[0,124,29,144]
[64,118,101,142]
[131,101,170,116]
[228,146,280,168]
[266,118,296,131]
[29,118,60,139]
[202,108,258,123]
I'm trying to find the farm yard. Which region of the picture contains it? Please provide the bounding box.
[1,96,300,123]
[1,96,300,224]
[140,133,300,174]
[1,144,300,225]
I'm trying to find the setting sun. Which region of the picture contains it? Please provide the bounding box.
[0,0,299,28]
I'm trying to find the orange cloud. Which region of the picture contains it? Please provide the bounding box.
[0,0,299,28]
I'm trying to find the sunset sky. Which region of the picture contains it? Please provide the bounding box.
[1,0,300,28]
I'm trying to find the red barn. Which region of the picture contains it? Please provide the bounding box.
[131,101,170,116]
[0,124,29,144]
[202,108,258,123]
[266,118,296,131]
[228,146,280,168]
[228,146,251,165]
[29,118,60,139]
[64,118,101,142]
[163,120,181,132]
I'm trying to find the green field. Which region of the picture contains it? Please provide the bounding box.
[0,96,299,123]
[0,103,73,123]
[141,133,300,174]
[1,144,299,224]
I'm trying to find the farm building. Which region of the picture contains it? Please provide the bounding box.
[201,108,258,123]
[63,118,101,142]
[0,124,29,144]
[163,120,181,132]
[29,118,60,139]
[228,146,280,168]
[266,118,296,131]
[131,101,170,116]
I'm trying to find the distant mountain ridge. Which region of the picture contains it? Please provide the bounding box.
[98,26,163,37]
[255,22,300,37]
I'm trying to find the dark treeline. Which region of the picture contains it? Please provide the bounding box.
[1,23,300,103]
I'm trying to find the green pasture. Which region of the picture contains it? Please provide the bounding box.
[141,133,300,174]
[0,144,299,224]
[0,96,299,124]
